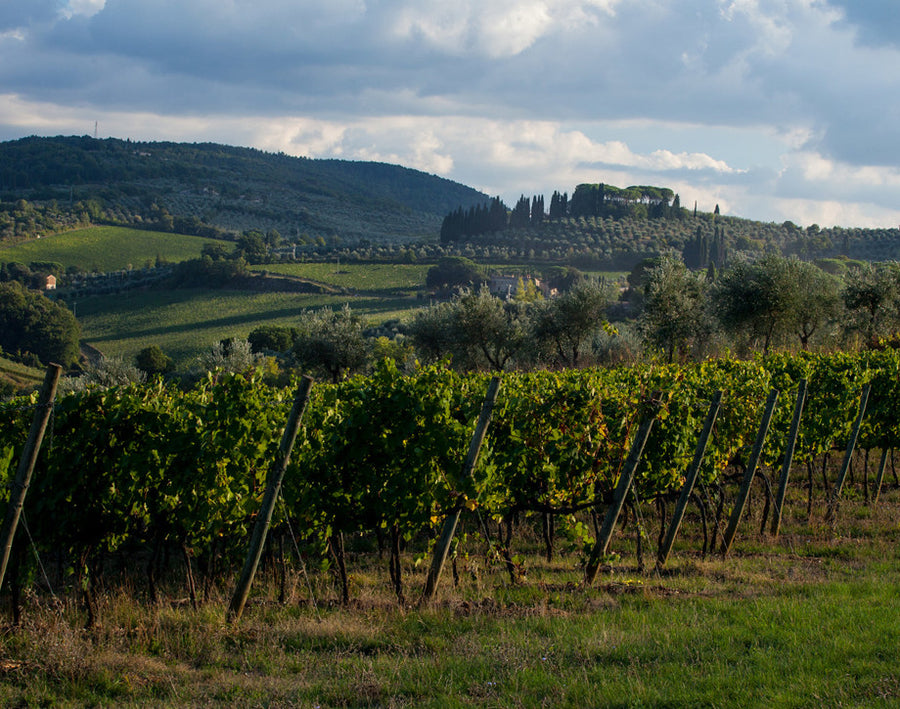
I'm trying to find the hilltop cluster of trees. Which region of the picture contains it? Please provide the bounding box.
[568,184,677,220]
[436,179,900,272]
[440,183,681,244]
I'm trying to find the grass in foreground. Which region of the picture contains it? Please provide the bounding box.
[0,226,221,272]
[1,489,899,707]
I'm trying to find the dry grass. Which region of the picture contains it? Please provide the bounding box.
[1,479,899,706]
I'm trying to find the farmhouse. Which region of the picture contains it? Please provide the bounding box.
[488,274,557,299]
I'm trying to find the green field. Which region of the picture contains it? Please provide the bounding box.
[76,288,422,368]
[0,226,222,272]
[255,261,431,293]
[0,355,44,394]
[72,262,625,370]
[0,229,625,372]
[256,262,627,292]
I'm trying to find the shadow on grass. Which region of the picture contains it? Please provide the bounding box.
[86,306,308,343]
[86,296,419,344]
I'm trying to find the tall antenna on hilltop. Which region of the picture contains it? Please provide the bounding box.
[94,121,98,139]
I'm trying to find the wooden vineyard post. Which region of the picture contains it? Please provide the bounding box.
[826,384,870,523]
[584,395,660,586]
[656,390,723,569]
[0,363,62,592]
[228,375,313,622]
[721,389,779,557]
[420,377,500,606]
[420,377,500,607]
[771,379,807,538]
[872,449,889,505]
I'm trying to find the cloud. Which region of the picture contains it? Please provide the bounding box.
[2,0,900,227]
[592,145,742,174]
[0,29,25,42]
[2,0,891,138]
[774,151,900,209]
[59,0,107,20]
[389,0,620,58]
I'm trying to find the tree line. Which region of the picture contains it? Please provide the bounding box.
[440,183,682,243]
[236,254,900,384]
[6,248,900,388]
[637,254,900,362]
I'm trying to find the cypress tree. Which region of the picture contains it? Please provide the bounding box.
[510,195,531,228]
[489,197,508,232]
[549,191,561,219]
[531,195,544,225]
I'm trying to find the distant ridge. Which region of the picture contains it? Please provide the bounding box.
[0,135,490,243]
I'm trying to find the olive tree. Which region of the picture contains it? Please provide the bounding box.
[531,281,612,368]
[408,288,530,371]
[639,256,709,362]
[713,256,794,354]
[293,305,370,383]
[198,338,261,374]
[790,261,841,349]
[842,263,900,347]
[713,255,841,353]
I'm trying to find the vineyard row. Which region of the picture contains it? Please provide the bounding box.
[0,350,897,609]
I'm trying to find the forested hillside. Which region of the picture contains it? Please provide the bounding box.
[0,136,488,244]
[3,136,900,274]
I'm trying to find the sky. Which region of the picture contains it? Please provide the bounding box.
[1,0,900,228]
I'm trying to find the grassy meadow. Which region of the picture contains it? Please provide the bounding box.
[1,228,634,373]
[76,288,423,368]
[0,226,222,272]
[0,355,44,394]
[256,262,432,294]
[256,262,627,294]
[1,484,899,707]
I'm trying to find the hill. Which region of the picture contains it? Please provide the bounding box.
[4,136,900,272]
[0,135,489,244]
[438,187,900,270]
